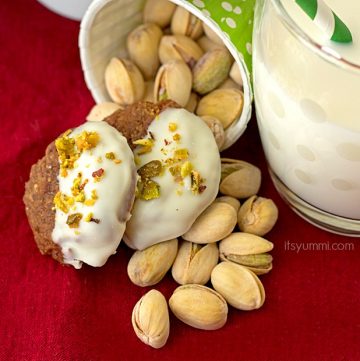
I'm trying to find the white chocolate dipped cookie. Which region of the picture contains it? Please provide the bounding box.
[52,121,136,268]
[124,108,221,250]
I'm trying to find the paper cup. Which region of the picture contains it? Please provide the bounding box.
[79,0,254,149]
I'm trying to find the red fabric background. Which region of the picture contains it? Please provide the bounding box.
[1,1,359,360]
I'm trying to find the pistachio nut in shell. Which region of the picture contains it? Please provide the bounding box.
[171,7,203,40]
[211,262,265,310]
[169,284,228,330]
[201,115,225,150]
[104,57,145,105]
[185,92,199,113]
[215,196,241,213]
[171,241,219,285]
[220,158,261,199]
[182,202,237,244]
[159,35,204,68]
[132,289,170,349]
[127,238,178,287]
[219,232,273,275]
[196,88,244,129]
[143,81,155,102]
[192,49,232,95]
[197,35,226,53]
[203,23,224,45]
[86,102,123,122]
[143,0,176,28]
[154,60,192,107]
[238,196,279,236]
[127,23,163,80]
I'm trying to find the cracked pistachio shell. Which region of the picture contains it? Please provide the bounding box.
[127,239,178,287]
[182,202,237,244]
[193,49,232,94]
[229,61,243,87]
[238,196,279,236]
[201,115,225,150]
[203,23,224,45]
[215,196,241,213]
[171,7,203,40]
[105,57,145,105]
[171,241,219,285]
[219,232,273,275]
[217,77,241,90]
[159,35,204,68]
[211,262,265,310]
[169,284,228,330]
[154,60,192,107]
[86,102,123,121]
[197,35,227,53]
[185,92,199,113]
[132,289,170,349]
[127,23,163,80]
[143,81,155,102]
[220,158,261,199]
[196,88,244,129]
[143,0,176,28]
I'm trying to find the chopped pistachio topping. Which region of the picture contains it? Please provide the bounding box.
[173,148,189,161]
[133,138,154,155]
[53,192,74,213]
[84,212,93,222]
[91,189,98,200]
[181,161,193,178]
[55,131,78,177]
[138,160,163,179]
[75,131,100,151]
[84,199,96,206]
[136,160,163,201]
[134,156,141,166]
[66,213,83,228]
[105,151,121,164]
[55,130,100,178]
[71,172,88,197]
[75,193,85,203]
[105,152,115,160]
[169,165,181,177]
[133,139,154,147]
[168,122,178,132]
[136,179,160,201]
[190,170,206,194]
[92,168,104,182]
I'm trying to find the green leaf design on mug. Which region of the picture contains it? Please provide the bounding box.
[186,0,255,73]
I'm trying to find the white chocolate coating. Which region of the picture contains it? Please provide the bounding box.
[52,121,136,268]
[124,108,221,250]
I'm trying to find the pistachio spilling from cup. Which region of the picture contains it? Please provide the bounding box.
[99,0,245,151]
[85,0,274,350]
[128,154,278,348]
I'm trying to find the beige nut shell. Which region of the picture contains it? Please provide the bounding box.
[182,202,237,244]
[169,284,228,330]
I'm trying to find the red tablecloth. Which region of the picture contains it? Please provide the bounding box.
[1,1,359,360]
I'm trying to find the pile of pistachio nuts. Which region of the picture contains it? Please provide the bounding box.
[87,0,244,150]
[129,157,278,348]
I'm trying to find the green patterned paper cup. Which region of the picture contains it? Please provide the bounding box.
[79,0,255,149]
